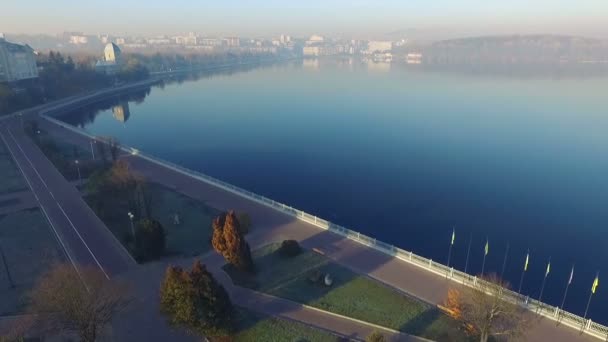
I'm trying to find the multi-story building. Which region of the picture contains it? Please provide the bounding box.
[366,41,392,54]
[0,36,39,83]
[223,37,240,47]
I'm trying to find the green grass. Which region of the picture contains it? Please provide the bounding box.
[0,138,27,194]
[31,130,97,181]
[224,243,471,342]
[86,182,219,259]
[0,209,65,315]
[232,308,338,342]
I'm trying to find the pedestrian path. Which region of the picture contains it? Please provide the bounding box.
[40,115,599,341]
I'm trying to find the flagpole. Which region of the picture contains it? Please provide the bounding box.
[447,227,454,268]
[518,249,529,294]
[583,291,593,319]
[481,239,488,277]
[464,232,472,274]
[537,257,551,313]
[558,264,574,323]
[500,242,510,280]
[584,272,599,319]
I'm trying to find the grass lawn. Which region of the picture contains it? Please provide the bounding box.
[0,209,65,315]
[224,243,471,342]
[0,138,27,195]
[231,308,338,342]
[86,182,219,258]
[30,128,98,181]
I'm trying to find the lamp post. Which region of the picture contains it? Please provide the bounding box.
[128,212,136,243]
[90,139,96,160]
[75,160,82,186]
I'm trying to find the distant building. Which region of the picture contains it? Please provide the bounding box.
[406,53,423,64]
[366,41,392,54]
[0,36,39,83]
[223,37,240,47]
[95,43,123,75]
[306,35,325,45]
[69,35,89,45]
[174,32,198,46]
[303,45,342,57]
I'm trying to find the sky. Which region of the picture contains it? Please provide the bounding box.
[3,0,608,39]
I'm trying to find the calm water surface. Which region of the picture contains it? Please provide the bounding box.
[63,59,608,322]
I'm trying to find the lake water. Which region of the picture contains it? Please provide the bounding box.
[62,59,608,322]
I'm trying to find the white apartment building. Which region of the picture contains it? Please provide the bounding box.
[0,36,39,83]
[366,41,392,54]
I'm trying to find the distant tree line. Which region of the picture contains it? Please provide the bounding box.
[0,51,149,115]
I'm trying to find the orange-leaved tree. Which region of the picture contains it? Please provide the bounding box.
[211,211,254,272]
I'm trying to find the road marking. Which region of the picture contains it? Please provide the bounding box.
[6,126,110,280]
[0,128,86,287]
[57,204,110,280]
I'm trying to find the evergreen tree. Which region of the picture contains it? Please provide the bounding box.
[135,218,166,261]
[159,261,234,337]
[211,211,254,272]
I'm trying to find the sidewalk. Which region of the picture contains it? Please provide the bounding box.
[40,116,598,341]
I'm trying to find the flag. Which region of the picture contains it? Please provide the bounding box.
[545,261,551,277]
[451,228,455,245]
[524,252,529,271]
[568,266,574,285]
[484,240,489,256]
[592,274,599,294]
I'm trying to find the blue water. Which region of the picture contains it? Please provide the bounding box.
[63,59,608,322]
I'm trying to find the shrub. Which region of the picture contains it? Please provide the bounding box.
[307,270,322,284]
[278,240,301,258]
[160,261,234,337]
[366,330,386,342]
[135,218,166,261]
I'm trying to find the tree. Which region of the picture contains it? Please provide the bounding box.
[366,330,386,342]
[107,137,120,162]
[160,260,234,337]
[29,263,131,342]
[211,211,254,272]
[278,240,301,257]
[444,274,534,342]
[134,218,166,261]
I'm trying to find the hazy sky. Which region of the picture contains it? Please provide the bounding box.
[3,0,608,39]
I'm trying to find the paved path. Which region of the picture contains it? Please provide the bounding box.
[0,119,135,281]
[36,113,601,341]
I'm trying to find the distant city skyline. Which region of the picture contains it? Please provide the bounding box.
[3,0,608,40]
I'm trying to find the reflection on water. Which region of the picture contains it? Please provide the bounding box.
[112,102,130,123]
[58,59,608,323]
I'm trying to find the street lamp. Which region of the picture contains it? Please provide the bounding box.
[128,212,136,243]
[90,139,96,160]
[74,160,81,186]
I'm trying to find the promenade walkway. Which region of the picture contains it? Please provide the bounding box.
[0,119,135,279]
[38,116,599,341]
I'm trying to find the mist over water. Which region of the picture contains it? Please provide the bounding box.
[62,59,608,322]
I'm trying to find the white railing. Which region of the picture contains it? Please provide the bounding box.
[40,113,608,341]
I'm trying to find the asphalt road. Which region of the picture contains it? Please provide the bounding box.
[0,119,134,282]
[36,113,602,341]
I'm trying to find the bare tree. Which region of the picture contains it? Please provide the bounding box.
[444,274,535,342]
[29,263,132,342]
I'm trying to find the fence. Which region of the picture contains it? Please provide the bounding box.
[40,112,608,341]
